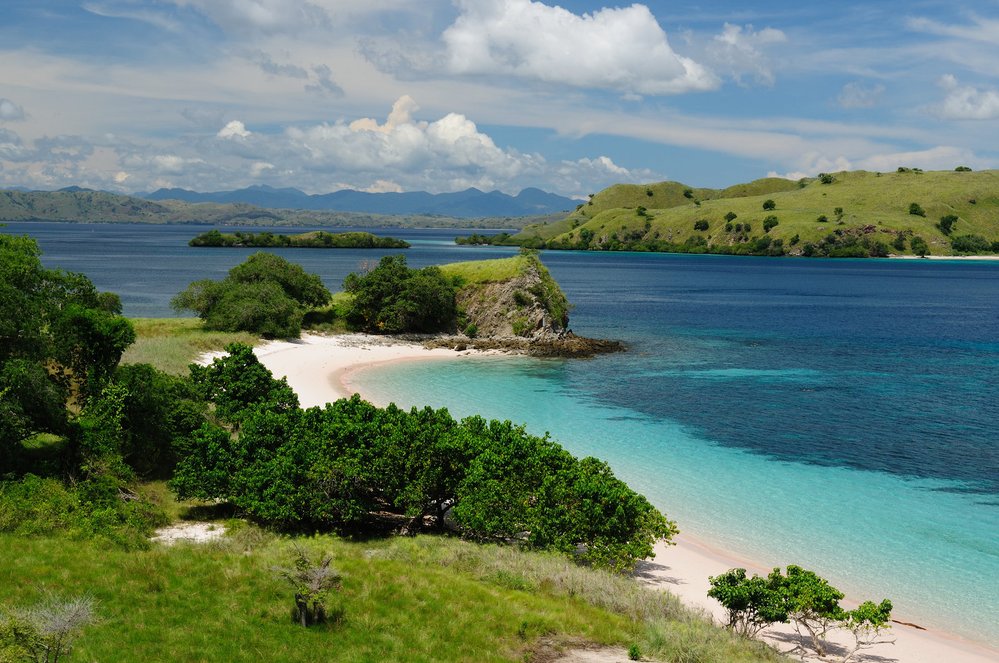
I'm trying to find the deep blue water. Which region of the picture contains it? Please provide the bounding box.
[6,221,998,646]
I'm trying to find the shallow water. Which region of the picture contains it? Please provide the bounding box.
[10,221,999,646]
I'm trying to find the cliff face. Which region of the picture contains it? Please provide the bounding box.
[456,255,569,341]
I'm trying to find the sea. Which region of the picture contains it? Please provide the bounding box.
[6,221,998,647]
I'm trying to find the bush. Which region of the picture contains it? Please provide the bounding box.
[818,173,835,184]
[908,202,926,217]
[343,255,460,334]
[951,234,991,254]
[724,211,738,222]
[817,215,828,223]
[172,253,331,338]
[763,216,778,233]
[955,165,972,172]
[762,199,775,211]
[911,236,929,256]
[693,220,709,231]
[938,214,958,235]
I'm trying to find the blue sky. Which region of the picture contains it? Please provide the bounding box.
[1,0,997,197]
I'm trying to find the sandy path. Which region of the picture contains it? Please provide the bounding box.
[241,334,998,663]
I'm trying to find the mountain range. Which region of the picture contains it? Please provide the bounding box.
[139,185,576,218]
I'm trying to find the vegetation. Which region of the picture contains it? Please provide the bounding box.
[189,229,409,249]
[709,566,892,662]
[343,255,461,334]
[172,252,331,338]
[459,169,999,257]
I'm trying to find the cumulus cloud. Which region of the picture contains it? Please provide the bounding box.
[170,0,330,35]
[708,23,786,86]
[937,75,999,120]
[855,145,981,172]
[442,0,717,95]
[217,120,251,139]
[837,82,885,109]
[0,99,25,122]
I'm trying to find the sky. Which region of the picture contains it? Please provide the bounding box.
[1,0,998,198]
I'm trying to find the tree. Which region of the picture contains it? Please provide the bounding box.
[818,173,835,184]
[343,255,460,334]
[694,220,709,231]
[762,199,776,211]
[275,548,343,627]
[708,568,786,637]
[172,252,331,338]
[778,565,846,658]
[763,216,779,233]
[951,234,991,254]
[0,593,97,663]
[908,202,926,217]
[911,236,929,257]
[724,211,738,223]
[937,214,958,235]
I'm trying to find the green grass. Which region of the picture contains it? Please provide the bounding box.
[0,528,784,663]
[121,318,260,375]
[440,254,529,284]
[521,169,999,256]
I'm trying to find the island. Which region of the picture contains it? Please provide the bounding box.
[188,229,410,248]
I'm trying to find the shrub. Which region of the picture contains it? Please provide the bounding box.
[951,234,991,254]
[955,166,972,172]
[693,220,709,231]
[683,188,693,199]
[938,214,958,235]
[818,173,835,184]
[908,202,926,217]
[645,188,653,197]
[911,236,929,256]
[763,216,778,232]
[817,215,828,223]
[275,548,344,627]
[724,211,738,222]
[762,199,775,211]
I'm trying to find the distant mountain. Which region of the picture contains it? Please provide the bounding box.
[140,185,576,218]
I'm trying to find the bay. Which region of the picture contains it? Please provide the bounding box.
[7,221,998,646]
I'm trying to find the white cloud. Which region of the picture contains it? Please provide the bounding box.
[837,82,885,109]
[708,23,786,86]
[442,0,717,95]
[937,75,999,120]
[169,0,330,36]
[0,99,25,122]
[217,120,252,139]
[82,2,183,32]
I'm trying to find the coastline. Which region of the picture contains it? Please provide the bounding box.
[249,333,998,663]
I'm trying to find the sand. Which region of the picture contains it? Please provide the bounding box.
[241,333,996,663]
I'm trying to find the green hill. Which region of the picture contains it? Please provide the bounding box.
[505,169,999,257]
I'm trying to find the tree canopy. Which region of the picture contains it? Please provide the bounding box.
[172,252,330,338]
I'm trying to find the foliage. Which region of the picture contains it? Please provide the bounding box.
[343,255,461,334]
[762,199,776,211]
[189,229,409,249]
[708,565,892,661]
[910,236,929,256]
[694,219,709,231]
[937,214,958,235]
[950,234,992,253]
[172,252,331,338]
[763,216,779,233]
[818,173,835,184]
[0,234,134,470]
[908,202,926,217]
[274,548,343,627]
[724,211,738,222]
[0,593,97,663]
[171,352,675,570]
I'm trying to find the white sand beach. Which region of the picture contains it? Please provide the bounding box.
[245,333,998,663]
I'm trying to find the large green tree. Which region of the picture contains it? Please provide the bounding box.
[172,252,331,338]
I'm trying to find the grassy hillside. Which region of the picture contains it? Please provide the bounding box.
[511,170,999,256]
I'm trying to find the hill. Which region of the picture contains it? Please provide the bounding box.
[476,169,999,257]
[0,188,548,229]
[140,184,576,218]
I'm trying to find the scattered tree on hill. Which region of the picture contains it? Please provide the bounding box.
[275,548,343,627]
[694,219,709,231]
[817,215,829,223]
[937,214,958,235]
[343,255,461,334]
[834,207,844,221]
[724,211,738,222]
[763,216,779,233]
[908,202,926,217]
[911,236,929,256]
[762,199,776,211]
[172,252,331,338]
[818,173,835,184]
[951,234,992,254]
[683,188,694,199]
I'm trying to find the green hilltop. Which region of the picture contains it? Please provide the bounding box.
[498,169,999,257]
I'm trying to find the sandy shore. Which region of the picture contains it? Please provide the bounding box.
[889,254,999,260]
[242,333,996,663]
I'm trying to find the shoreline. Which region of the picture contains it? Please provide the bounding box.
[249,332,998,662]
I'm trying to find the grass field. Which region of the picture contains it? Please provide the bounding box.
[121,318,260,375]
[0,525,784,663]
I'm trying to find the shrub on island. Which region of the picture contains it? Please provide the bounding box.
[189,229,409,249]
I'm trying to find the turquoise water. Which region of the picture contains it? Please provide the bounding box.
[10,222,998,647]
[358,356,998,646]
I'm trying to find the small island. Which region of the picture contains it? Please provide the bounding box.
[188,229,410,249]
